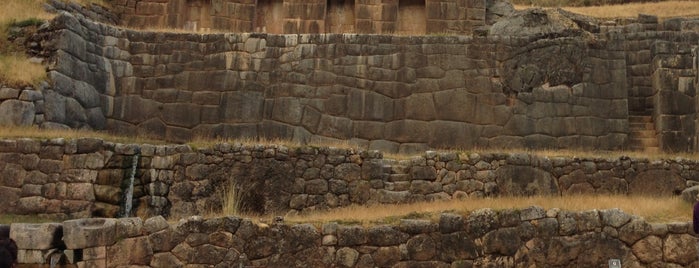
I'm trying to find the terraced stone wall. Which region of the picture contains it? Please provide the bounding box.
[4,209,699,267]
[41,12,633,154]
[108,0,486,35]
[1,138,697,220]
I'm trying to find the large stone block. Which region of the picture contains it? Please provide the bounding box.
[220,91,264,123]
[655,90,694,115]
[10,223,63,250]
[428,121,482,149]
[494,166,558,196]
[0,100,35,126]
[161,103,201,128]
[0,163,26,188]
[271,97,303,125]
[347,89,394,121]
[406,234,437,261]
[0,87,19,100]
[110,95,160,124]
[628,169,684,196]
[107,236,153,266]
[663,234,695,265]
[63,218,117,249]
[384,120,431,143]
[317,115,352,139]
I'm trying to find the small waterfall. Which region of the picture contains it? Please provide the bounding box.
[45,249,63,268]
[122,148,141,217]
[49,252,61,268]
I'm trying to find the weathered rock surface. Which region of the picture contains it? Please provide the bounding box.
[7,209,699,267]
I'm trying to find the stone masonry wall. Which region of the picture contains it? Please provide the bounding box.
[42,12,631,154]
[1,138,697,220]
[652,40,697,152]
[5,209,699,267]
[601,16,699,152]
[109,0,486,35]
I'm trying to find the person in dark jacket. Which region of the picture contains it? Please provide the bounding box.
[0,238,17,268]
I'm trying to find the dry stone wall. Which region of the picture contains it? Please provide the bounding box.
[4,209,699,267]
[1,138,698,219]
[109,0,486,35]
[41,12,633,154]
[601,16,699,152]
[2,6,699,154]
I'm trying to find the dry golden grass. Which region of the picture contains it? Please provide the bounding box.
[0,126,166,145]
[0,0,55,28]
[3,126,697,162]
[515,1,699,19]
[0,0,107,29]
[189,135,365,151]
[0,55,47,87]
[277,195,691,226]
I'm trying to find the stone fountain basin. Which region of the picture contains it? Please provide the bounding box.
[62,218,116,249]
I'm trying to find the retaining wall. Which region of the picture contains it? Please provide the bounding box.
[4,208,699,267]
[1,138,697,219]
[1,5,699,154]
[109,0,486,35]
[38,11,637,154]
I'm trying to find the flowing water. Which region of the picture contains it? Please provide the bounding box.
[49,252,61,268]
[122,152,139,217]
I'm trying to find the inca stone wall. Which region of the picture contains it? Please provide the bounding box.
[597,16,699,152]
[5,209,699,267]
[39,12,636,154]
[1,5,699,153]
[0,86,45,127]
[651,41,697,151]
[109,0,486,35]
[1,138,697,219]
